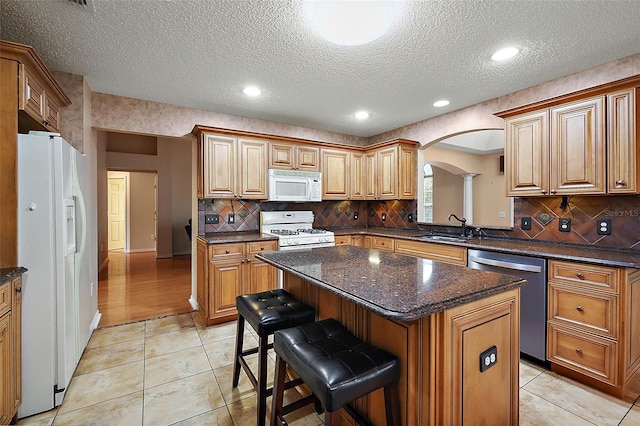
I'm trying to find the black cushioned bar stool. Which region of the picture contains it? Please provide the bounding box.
[233,289,315,426]
[270,318,401,426]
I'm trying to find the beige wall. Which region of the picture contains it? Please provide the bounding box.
[473,153,511,227]
[432,167,463,224]
[129,172,156,252]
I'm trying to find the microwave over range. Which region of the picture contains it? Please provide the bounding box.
[267,169,322,202]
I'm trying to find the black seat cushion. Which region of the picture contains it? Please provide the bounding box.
[274,318,400,412]
[236,289,315,337]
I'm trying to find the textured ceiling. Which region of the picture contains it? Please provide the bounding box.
[1,0,639,137]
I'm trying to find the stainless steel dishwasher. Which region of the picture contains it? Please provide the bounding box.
[467,249,547,362]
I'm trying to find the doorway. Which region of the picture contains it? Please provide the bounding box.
[107,170,158,254]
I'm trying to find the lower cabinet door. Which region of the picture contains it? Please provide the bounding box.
[247,259,277,294]
[210,260,243,317]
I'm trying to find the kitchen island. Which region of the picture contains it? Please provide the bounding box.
[257,246,526,425]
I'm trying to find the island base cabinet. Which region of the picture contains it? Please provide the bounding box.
[284,273,520,425]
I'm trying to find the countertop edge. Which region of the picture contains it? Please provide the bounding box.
[1,266,28,283]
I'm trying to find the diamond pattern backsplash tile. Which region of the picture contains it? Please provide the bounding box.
[197,195,639,250]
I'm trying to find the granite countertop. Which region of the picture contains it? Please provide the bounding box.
[257,246,525,322]
[197,232,279,244]
[1,267,27,284]
[332,227,640,268]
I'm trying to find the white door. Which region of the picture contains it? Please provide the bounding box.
[108,177,126,250]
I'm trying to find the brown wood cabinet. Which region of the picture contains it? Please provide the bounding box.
[499,77,640,197]
[269,142,320,172]
[547,260,640,398]
[607,88,639,194]
[0,275,22,424]
[321,148,351,200]
[196,238,278,326]
[196,132,268,199]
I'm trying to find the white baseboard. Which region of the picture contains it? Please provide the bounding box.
[90,310,102,331]
[189,295,198,311]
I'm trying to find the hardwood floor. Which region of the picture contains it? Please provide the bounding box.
[97,251,193,327]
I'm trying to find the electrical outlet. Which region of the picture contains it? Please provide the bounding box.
[353,212,359,220]
[498,211,506,218]
[597,218,612,235]
[521,217,532,230]
[479,346,498,372]
[559,217,571,232]
[205,214,219,224]
[408,213,413,222]
[381,213,387,221]
[227,213,235,224]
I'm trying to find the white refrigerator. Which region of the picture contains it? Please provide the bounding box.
[17,132,93,418]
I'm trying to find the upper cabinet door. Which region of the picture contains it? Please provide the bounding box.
[322,148,350,199]
[376,146,398,200]
[269,142,320,171]
[203,134,236,198]
[607,89,638,194]
[238,137,268,199]
[350,151,366,200]
[551,97,606,195]
[504,111,549,196]
[398,144,416,199]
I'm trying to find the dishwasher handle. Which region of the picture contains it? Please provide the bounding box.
[469,255,542,273]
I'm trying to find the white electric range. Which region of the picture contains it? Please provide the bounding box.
[260,211,335,251]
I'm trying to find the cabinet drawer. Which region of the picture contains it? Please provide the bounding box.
[247,240,278,256]
[209,243,245,259]
[334,235,350,246]
[549,283,618,338]
[548,323,617,386]
[0,281,10,317]
[371,236,394,252]
[549,260,618,292]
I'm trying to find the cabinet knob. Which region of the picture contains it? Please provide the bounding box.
[260,246,264,250]
[225,249,230,254]
[550,189,557,194]
[42,119,51,127]
[541,190,547,194]
[576,272,585,280]
[15,287,21,293]
[576,305,584,312]
[616,180,626,186]
[575,348,583,355]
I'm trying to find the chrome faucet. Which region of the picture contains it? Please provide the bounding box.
[448,213,467,237]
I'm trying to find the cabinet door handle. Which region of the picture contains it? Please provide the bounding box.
[576,272,585,280]
[575,348,583,355]
[15,287,22,293]
[616,180,626,186]
[576,306,584,312]
[541,190,547,194]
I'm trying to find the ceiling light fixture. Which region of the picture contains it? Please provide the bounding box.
[354,111,369,120]
[491,47,519,61]
[243,86,261,97]
[306,1,395,46]
[433,100,450,107]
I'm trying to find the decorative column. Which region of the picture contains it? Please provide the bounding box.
[462,173,476,224]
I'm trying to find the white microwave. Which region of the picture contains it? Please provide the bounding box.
[268,169,322,202]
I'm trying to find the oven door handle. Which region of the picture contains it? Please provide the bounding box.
[469,256,542,273]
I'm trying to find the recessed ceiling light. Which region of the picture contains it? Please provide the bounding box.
[243,86,261,97]
[433,100,450,107]
[306,1,395,46]
[354,111,369,120]
[491,47,519,61]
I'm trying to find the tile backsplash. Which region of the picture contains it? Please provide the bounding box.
[198,195,640,251]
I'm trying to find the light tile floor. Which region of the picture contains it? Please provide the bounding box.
[17,312,640,426]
